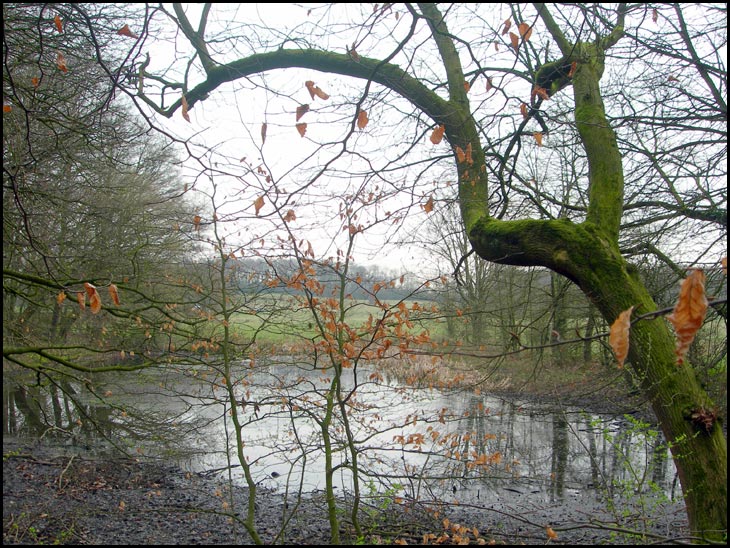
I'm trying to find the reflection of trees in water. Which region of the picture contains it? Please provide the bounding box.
[3,373,209,460]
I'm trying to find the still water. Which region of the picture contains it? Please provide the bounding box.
[3,360,679,508]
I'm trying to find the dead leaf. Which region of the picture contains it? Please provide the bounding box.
[568,61,578,78]
[56,52,68,73]
[108,284,121,306]
[520,103,529,120]
[116,24,138,38]
[722,257,727,275]
[181,95,190,122]
[296,104,310,121]
[305,81,329,100]
[193,215,201,231]
[518,22,532,40]
[57,292,66,305]
[546,526,558,540]
[534,132,543,146]
[422,196,434,213]
[668,269,708,364]
[357,109,369,129]
[501,18,511,35]
[455,146,466,163]
[296,123,307,137]
[283,209,296,222]
[532,86,550,101]
[261,122,267,145]
[77,292,86,310]
[485,76,493,92]
[430,125,445,144]
[609,306,634,368]
[54,14,63,33]
[509,32,519,52]
[3,105,11,113]
[254,195,265,216]
[652,8,658,23]
[463,81,471,93]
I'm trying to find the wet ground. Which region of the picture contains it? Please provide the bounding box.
[3,437,691,545]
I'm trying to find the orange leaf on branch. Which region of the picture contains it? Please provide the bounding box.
[430,124,445,144]
[609,306,634,368]
[305,81,329,100]
[534,132,543,146]
[296,122,307,137]
[357,109,369,129]
[116,24,138,38]
[667,269,708,364]
[296,104,310,121]
[518,22,532,41]
[422,196,434,214]
[56,52,68,73]
[181,95,190,122]
[254,195,265,216]
[509,32,519,52]
[108,284,121,306]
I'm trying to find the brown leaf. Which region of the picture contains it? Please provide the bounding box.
[455,146,466,163]
[568,61,578,78]
[56,52,68,73]
[534,132,543,146]
[254,195,265,216]
[193,215,201,231]
[546,527,558,540]
[283,209,296,222]
[609,306,634,368]
[108,284,121,306]
[296,123,307,137]
[32,77,40,87]
[181,95,190,122]
[509,32,519,52]
[349,44,360,62]
[501,18,511,35]
[116,24,138,38]
[485,76,493,92]
[296,104,310,121]
[357,109,369,129]
[532,86,550,101]
[518,22,532,40]
[56,292,67,305]
[652,8,658,23]
[89,289,102,314]
[77,292,86,311]
[463,81,471,93]
[430,125,445,145]
[722,257,727,275]
[54,14,63,33]
[261,122,267,145]
[305,81,329,100]
[668,270,708,364]
[84,282,97,298]
[422,196,434,214]
[3,105,11,113]
[520,103,529,120]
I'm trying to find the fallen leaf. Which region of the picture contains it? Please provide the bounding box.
[546,526,558,540]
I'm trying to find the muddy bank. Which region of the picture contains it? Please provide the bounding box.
[4,437,691,545]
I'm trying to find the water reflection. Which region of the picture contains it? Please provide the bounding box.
[3,362,679,507]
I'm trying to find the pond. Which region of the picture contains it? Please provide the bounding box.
[3,358,680,511]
